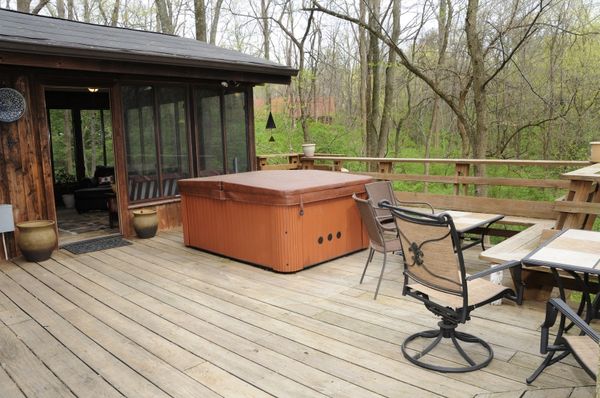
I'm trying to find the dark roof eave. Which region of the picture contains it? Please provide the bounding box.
[0,40,299,81]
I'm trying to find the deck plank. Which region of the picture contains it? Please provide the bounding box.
[0,229,595,398]
[0,323,75,398]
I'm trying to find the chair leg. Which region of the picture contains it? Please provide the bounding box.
[360,248,374,284]
[373,251,387,300]
[402,319,494,373]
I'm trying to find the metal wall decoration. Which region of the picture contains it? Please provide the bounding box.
[0,88,26,123]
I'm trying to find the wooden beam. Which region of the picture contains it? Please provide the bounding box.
[300,156,589,167]
[110,84,133,237]
[354,172,571,189]
[0,51,293,85]
[394,191,557,219]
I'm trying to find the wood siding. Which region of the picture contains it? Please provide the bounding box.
[0,68,55,259]
[1,65,259,258]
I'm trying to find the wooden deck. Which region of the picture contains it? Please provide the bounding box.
[0,229,595,398]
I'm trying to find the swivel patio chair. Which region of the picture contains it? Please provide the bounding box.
[379,201,522,372]
[353,194,402,300]
[365,181,434,232]
[527,298,599,383]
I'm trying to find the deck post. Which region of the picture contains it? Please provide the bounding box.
[455,163,470,195]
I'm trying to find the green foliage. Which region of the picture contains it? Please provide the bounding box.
[254,107,363,157]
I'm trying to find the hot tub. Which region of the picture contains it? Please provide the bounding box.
[178,170,372,272]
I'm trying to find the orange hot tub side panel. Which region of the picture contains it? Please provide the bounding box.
[181,194,368,272]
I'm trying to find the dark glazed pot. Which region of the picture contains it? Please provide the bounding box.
[132,209,158,239]
[16,220,57,262]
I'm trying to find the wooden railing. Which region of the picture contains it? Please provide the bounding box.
[257,153,598,228]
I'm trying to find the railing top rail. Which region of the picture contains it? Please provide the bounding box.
[302,156,591,167]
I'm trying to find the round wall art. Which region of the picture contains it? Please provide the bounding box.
[0,88,26,123]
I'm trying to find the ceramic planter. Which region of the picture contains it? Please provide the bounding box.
[16,220,57,262]
[132,209,158,239]
[302,143,316,157]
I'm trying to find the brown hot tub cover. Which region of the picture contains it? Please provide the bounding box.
[179,170,371,272]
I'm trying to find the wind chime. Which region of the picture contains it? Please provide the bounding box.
[266,110,276,142]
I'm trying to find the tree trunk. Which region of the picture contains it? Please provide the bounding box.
[67,0,74,20]
[377,0,400,157]
[57,0,65,18]
[156,0,174,34]
[366,0,382,159]
[194,0,207,41]
[358,0,368,152]
[466,0,487,195]
[209,0,224,44]
[261,0,271,108]
[111,0,120,26]
[17,0,30,12]
[64,111,73,175]
[430,0,452,150]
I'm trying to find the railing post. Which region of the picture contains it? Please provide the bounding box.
[301,158,315,170]
[378,161,393,175]
[455,163,470,195]
[288,154,300,169]
[333,160,343,171]
[257,156,268,171]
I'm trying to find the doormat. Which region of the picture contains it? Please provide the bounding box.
[61,236,132,255]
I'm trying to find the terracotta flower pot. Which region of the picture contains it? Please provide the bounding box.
[16,220,57,262]
[132,209,158,239]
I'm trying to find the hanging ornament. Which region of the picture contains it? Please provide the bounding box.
[266,111,276,143]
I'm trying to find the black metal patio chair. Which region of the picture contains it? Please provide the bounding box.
[353,194,402,300]
[527,298,599,383]
[380,201,522,372]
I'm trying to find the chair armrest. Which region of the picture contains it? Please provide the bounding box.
[466,260,520,281]
[544,298,600,344]
[394,200,435,214]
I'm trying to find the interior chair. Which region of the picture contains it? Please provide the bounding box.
[379,201,522,372]
[353,194,402,300]
[527,298,599,383]
[365,181,434,232]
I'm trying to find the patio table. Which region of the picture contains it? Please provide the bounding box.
[443,211,504,250]
[522,228,600,382]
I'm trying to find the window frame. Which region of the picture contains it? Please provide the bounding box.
[121,82,193,204]
[192,85,252,176]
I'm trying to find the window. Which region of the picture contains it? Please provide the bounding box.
[193,88,250,175]
[122,85,190,202]
[224,92,249,173]
[195,89,224,176]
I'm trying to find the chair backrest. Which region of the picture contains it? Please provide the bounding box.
[365,181,395,219]
[353,194,386,248]
[387,205,467,296]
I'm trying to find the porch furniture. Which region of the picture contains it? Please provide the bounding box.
[365,181,503,250]
[522,229,600,382]
[353,194,402,300]
[178,170,372,273]
[380,202,521,373]
[529,298,599,383]
[74,165,114,213]
[365,181,434,232]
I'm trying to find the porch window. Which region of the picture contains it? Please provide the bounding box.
[193,88,250,175]
[122,85,190,202]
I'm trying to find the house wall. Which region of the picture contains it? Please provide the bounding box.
[0,68,56,259]
[0,64,258,260]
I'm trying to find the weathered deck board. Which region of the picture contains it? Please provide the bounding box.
[0,229,595,398]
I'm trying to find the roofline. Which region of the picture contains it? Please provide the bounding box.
[0,40,299,78]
